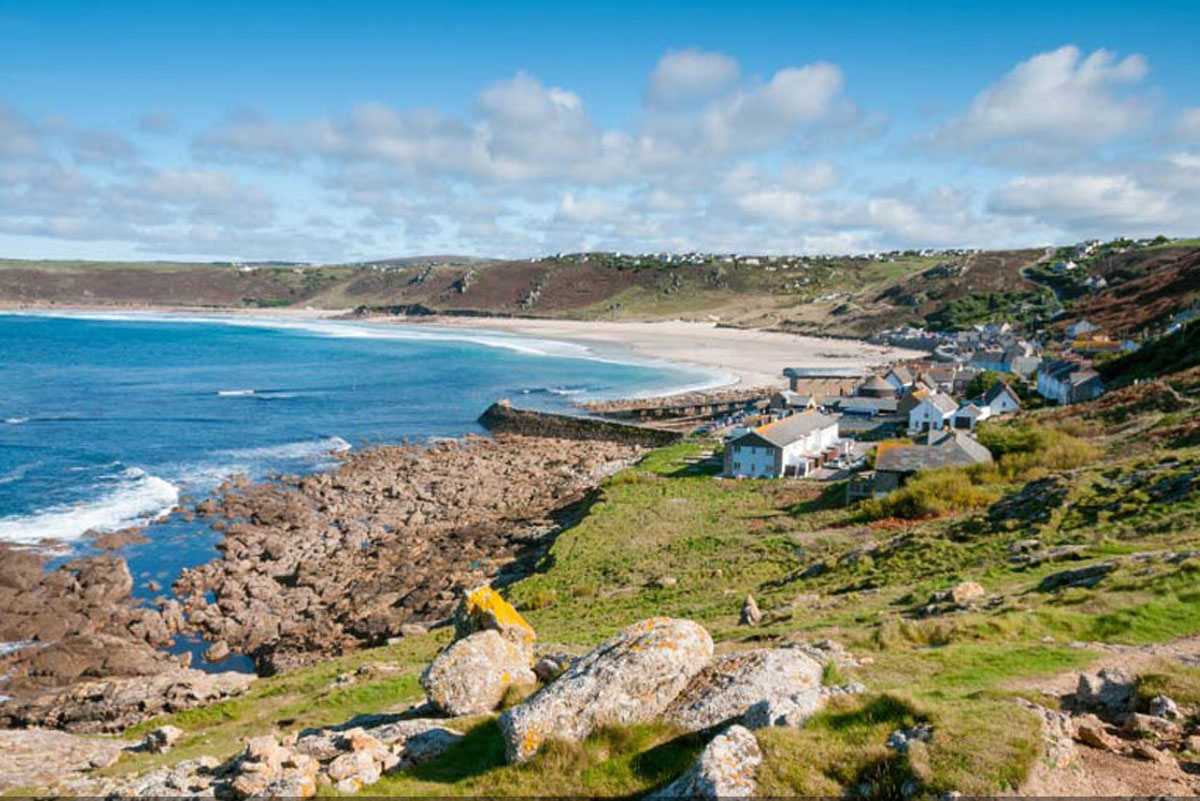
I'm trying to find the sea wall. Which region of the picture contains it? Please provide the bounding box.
[478,402,682,446]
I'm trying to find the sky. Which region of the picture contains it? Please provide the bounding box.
[2,0,1200,262]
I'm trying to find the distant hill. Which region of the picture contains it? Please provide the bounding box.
[347,255,497,268]
[2,242,1198,338]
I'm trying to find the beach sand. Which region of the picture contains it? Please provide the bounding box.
[384,316,924,389]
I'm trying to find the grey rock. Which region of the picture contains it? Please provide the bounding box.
[1149,694,1180,720]
[499,617,713,762]
[663,648,823,733]
[532,654,572,683]
[139,724,185,753]
[1075,667,1134,712]
[739,594,761,626]
[743,690,822,729]
[647,725,761,798]
[420,629,536,716]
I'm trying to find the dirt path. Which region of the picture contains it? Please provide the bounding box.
[1014,633,1200,797]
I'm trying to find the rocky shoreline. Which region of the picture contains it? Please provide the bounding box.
[0,433,642,732]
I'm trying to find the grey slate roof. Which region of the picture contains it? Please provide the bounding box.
[923,392,959,416]
[983,382,1020,407]
[749,410,838,448]
[876,431,992,474]
[835,397,899,413]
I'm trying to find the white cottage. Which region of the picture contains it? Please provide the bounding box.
[724,410,840,479]
[907,392,958,434]
[983,382,1021,415]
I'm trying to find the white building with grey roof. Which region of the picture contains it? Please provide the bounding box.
[724,410,840,479]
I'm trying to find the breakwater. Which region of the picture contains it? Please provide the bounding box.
[478,401,682,446]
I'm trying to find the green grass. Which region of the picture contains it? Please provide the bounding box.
[59,397,1200,798]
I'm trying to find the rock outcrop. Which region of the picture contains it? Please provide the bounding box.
[0,549,189,705]
[0,667,253,733]
[663,647,823,733]
[420,586,538,716]
[174,435,641,674]
[499,617,713,762]
[421,629,537,716]
[0,728,125,793]
[66,716,462,798]
[648,724,761,798]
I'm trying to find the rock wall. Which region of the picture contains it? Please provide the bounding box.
[478,402,682,447]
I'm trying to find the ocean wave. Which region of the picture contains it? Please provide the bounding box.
[215,435,352,462]
[0,467,179,544]
[7,310,732,398]
[0,462,39,485]
[217,389,256,397]
[9,310,596,359]
[3,417,28,425]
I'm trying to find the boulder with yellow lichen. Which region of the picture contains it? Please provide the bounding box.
[420,585,538,716]
[453,585,537,647]
[498,617,713,763]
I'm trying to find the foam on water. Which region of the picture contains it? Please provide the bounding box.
[0,467,180,544]
[215,435,352,462]
[12,310,596,360]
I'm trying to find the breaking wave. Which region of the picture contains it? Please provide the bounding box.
[0,467,179,544]
[215,435,352,462]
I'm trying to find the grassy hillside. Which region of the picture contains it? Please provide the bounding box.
[4,244,1198,336]
[62,377,1200,798]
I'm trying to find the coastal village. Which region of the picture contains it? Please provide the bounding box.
[581,308,1124,510]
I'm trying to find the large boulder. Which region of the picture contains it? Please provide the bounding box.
[499,617,713,763]
[648,724,761,798]
[663,647,823,732]
[420,629,537,716]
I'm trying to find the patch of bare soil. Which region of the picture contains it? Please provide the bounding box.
[1014,634,1200,797]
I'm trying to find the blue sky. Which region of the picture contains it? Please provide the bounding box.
[2,0,1199,261]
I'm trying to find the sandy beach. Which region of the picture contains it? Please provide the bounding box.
[384,315,924,389]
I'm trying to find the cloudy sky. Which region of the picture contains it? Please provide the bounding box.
[2,0,1199,262]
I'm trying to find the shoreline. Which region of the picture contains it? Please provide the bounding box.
[2,303,924,394]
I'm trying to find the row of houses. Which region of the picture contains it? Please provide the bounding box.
[725,361,1023,481]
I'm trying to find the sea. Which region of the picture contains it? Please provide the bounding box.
[0,311,720,624]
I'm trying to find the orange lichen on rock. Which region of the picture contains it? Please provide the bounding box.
[453,585,537,647]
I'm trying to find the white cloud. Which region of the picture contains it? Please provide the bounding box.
[0,105,42,160]
[646,49,740,106]
[1175,107,1200,142]
[988,173,1175,233]
[139,111,177,135]
[555,192,627,223]
[701,63,844,153]
[71,129,138,164]
[937,46,1151,151]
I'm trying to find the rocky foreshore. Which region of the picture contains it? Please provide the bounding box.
[174,434,641,675]
[55,588,865,799]
[0,433,641,733]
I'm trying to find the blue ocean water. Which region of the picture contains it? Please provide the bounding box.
[0,312,717,596]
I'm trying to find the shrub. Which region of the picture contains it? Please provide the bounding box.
[972,422,1102,483]
[860,468,999,521]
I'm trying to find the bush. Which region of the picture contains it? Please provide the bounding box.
[860,469,999,521]
[972,422,1101,483]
